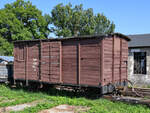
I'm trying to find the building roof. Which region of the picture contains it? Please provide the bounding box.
[0,56,14,62]
[128,34,150,47]
[14,33,130,43]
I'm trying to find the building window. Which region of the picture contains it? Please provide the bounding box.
[134,52,146,74]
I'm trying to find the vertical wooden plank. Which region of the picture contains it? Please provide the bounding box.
[99,42,101,85]
[39,41,42,80]
[60,42,62,83]
[112,36,115,83]
[126,41,128,81]
[25,44,26,82]
[13,44,16,80]
[78,42,81,85]
[26,43,28,86]
[27,44,28,81]
[101,40,104,86]
[49,43,51,82]
[40,41,42,81]
[120,39,122,82]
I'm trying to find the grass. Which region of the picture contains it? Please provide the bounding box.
[0,84,149,113]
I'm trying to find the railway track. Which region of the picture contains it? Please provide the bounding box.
[121,87,150,98]
[103,87,150,107]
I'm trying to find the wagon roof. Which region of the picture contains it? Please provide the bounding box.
[14,33,130,43]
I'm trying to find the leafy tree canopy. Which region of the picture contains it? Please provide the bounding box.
[0,0,50,55]
[0,1,115,55]
[51,3,115,37]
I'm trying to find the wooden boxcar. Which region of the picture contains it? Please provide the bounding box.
[13,33,130,94]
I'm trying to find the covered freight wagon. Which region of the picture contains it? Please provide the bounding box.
[13,33,130,94]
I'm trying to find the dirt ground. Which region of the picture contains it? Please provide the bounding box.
[0,99,90,113]
[0,100,44,113]
[39,104,90,113]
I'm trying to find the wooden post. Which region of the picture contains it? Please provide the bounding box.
[126,42,128,81]
[101,40,104,86]
[49,43,51,82]
[78,42,81,85]
[39,41,42,80]
[13,44,16,84]
[112,36,115,83]
[59,42,62,83]
[120,39,122,83]
[26,43,28,86]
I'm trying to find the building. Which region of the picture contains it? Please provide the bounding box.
[0,56,14,82]
[0,56,14,64]
[128,34,150,86]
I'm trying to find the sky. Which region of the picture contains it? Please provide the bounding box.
[0,0,150,35]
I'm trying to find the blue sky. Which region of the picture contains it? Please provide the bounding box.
[0,0,150,35]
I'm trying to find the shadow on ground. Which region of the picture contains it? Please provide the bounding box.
[6,83,102,99]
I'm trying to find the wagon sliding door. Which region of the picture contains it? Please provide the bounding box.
[14,43,26,80]
[80,39,101,86]
[41,42,61,83]
[27,43,39,81]
[62,41,78,84]
[62,39,101,86]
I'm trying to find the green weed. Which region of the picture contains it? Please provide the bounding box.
[0,84,149,113]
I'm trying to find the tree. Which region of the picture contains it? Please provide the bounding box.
[0,35,13,56]
[0,0,50,55]
[51,3,115,37]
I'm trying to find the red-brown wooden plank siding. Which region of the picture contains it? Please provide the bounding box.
[13,34,129,89]
[80,39,101,86]
[61,39,101,86]
[102,38,113,85]
[62,40,78,84]
[14,43,26,80]
[27,42,39,81]
[40,41,61,83]
[102,36,128,86]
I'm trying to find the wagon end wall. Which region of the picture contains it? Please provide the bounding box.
[102,36,128,86]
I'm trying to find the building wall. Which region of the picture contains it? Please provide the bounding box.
[0,64,13,82]
[128,47,150,86]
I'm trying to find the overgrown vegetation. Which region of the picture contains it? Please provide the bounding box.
[0,84,149,113]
